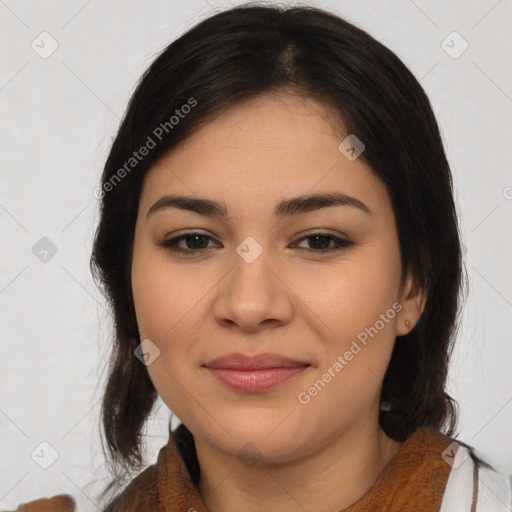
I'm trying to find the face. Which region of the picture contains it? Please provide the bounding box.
[131,91,418,464]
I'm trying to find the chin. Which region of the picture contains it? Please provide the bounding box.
[198,416,305,462]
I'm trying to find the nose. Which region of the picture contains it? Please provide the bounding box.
[211,242,294,333]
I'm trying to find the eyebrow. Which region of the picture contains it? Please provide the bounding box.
[146,192,373,219]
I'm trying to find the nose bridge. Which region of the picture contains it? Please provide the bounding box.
[213,234,293,330]
[230,234,277,304]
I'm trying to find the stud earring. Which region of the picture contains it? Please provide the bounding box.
[405,320,410,328]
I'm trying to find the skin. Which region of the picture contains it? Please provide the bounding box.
[131,91,427,512]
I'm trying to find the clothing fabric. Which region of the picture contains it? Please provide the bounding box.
[4,495,76,512]
[7,426,511,511]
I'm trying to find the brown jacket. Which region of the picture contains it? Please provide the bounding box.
[9,426,455,511]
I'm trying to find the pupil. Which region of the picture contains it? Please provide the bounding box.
[188,235,208,249]
[311,235,329,249]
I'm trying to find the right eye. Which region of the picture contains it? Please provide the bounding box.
[158,232,220,254]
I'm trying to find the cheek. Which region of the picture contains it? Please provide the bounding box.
[298,286,399,423]
[131,244,213,403]
[297,253,401,341]
[131,243,208,341]
[295,248,401,403]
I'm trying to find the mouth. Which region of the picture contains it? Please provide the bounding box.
[203,352,311,392]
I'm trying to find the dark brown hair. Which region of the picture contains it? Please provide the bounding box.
[90,2,467,505]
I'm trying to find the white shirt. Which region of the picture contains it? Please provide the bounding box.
[439,442,511,511]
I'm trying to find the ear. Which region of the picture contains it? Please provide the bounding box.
[395,270,427,336]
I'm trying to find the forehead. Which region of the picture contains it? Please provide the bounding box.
[139,92,390,218]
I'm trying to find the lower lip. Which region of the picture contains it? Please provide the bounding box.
[206,366,309,392]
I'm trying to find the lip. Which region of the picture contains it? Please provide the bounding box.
[204,352,309,370]
[203,352,310,392]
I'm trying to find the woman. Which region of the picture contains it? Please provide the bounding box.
[10,3,510,511]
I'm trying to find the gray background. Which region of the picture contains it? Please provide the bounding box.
[1,0,511,510]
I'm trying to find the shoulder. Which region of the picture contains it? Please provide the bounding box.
[103,446,168,512]
[5,495,76,512]
[6,446,169,512]
[102,455,163,512]
[439,438,511,512]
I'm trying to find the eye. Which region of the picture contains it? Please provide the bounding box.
[158,232,219,254]
[293,233,354,253]
[157,231,354,255]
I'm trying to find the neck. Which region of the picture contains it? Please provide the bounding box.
[196,418,402,512]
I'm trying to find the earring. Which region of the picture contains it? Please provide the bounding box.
[405,320,410,328]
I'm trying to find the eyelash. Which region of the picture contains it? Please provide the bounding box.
[158,232,354,255]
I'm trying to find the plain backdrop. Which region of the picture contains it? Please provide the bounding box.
[1,0,511,510]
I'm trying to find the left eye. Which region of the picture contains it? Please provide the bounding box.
[158,232,354,254]
[294,233,353,252]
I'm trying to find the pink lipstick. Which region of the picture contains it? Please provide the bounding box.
[203,352,310,392]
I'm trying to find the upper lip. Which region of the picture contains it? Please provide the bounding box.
[203,352,310,370]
